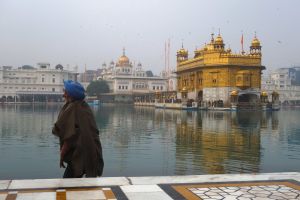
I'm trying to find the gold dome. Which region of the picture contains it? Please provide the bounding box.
[215,35,224,44]
[177,43,188,55]
[118,48,130,65]
[177,47,188,55]
[118,55,129,64]
[231,90,238,96]
[251,37,261,47]
[261,91,268,97]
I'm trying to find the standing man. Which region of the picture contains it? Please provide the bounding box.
[52,80,104,178]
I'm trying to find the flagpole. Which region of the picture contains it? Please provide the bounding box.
[241,31,245,54]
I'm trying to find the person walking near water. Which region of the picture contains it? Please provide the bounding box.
[52,80,104,178]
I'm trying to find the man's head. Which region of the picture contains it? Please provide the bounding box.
[63,80,85,102]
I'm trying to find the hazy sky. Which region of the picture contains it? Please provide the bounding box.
[0,0,299,74]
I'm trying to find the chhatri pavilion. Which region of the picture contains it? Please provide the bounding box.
[176,33,268,108]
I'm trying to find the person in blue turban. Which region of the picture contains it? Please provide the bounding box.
[52,80,104,178]
[63,80,85,100]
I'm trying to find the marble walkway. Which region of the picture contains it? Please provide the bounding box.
[0,172,299,200]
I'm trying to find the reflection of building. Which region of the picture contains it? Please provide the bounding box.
[174,111,279,174]
[0,64,77,102]
[176,33,264,107]
[97,49,168,102]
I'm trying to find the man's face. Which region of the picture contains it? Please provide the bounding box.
[63,90,69,102]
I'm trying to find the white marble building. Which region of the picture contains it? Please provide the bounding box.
[164,70,177,92]
[98,50,168,95]
[262,68,300,104]
[0,63,77,102]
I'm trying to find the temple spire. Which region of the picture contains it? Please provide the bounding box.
[211,33,214,43]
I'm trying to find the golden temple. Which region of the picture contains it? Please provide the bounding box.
[176,33,265,108]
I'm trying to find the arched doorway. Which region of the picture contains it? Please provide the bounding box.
[1,96,6,102]
[238,93,259,109]
[197,90,203,102]
[7,96,13,102]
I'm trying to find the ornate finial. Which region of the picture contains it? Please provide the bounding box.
[218,28,221,36]
[123,47,125,56]
[211,33,214,42]
[254,31,257,38]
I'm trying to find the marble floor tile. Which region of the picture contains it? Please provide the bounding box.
[16,192,56,200]
[9,177,129,189]
[66,190,106,200]
[0,194,7,200]
[0,180,10,190]
[59,177,130,188]
[9,179,61,189]
[129,172,300,185]
[121,185,162,193]
[124,192,173,200]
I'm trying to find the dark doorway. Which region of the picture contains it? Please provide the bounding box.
[197,90,203,102]
[238,94,259,110]
[238,94,258,103]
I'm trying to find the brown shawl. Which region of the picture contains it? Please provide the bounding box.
[52,100,104,177]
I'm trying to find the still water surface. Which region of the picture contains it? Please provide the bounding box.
[0,104,299,179]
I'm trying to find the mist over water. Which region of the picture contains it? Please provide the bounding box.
[0,104,299,179]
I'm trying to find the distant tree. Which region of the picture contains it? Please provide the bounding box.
[146,70,154,77]
[86,80,109,96]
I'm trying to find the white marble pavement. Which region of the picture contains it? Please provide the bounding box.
[0,172,299,200]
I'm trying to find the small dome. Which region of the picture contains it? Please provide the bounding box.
[215,35,224,44]
[231,90,239,96]
[118,55,129,65]
[177,43,188,55]
[272,91,279,96]
[55,64,63,70]
[177,48,187,54]
[261,91,268,97]
[110,61,115,65]
[251,37,261,47]
[137,62,142,66]
[182,87,187,92]
[118,48,130,66]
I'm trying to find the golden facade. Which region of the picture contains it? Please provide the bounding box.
[176,33,264,106]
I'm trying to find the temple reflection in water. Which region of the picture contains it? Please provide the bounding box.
[170,110,279,174]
